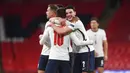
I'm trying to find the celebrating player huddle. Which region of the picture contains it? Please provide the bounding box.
[38,4,108,73]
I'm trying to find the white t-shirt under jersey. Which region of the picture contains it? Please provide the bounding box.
[39,26,93,61]
[40,21,51,55]
[68,20,95,53]
[86,29,107,57]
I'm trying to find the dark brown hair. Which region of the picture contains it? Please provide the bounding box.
[56,8,66,18]
[90,17,99,23]
[65,5,76,11]
[48,4,59,13]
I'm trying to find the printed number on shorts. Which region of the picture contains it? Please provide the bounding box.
[82,61,85,67]
[101,60,104,66]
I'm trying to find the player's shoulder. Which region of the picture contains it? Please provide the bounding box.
[46,21,51,24]
[66,20,71,26]
[44,21,50,28]
[98,28,105,32]
[99,28,104,31]
[98,28,106,35]
[74,20,84,28]
[86,29,92,33]
[76,20,83,24]
[45,21,51,27]
[86,29,91,32]
[45,21,53,30]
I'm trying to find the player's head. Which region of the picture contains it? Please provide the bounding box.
[46,4,58,19]
[49,8,66,26]
[56,4,65,18]
[55,8,66,26]
[65,5,76,21]
[90,17,99,29]
[56,7,66,18]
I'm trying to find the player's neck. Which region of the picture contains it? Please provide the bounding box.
[50,15,56,18]
[70,16,79,23]
[91,28,98,32]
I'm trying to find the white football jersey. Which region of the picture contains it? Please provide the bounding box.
[86,29,107,57]
[40,20,73,55]
[68,20,95,53]
[39,26,94,61]
[40,21,51,55]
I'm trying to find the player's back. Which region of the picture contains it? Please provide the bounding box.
[47,27,70,61]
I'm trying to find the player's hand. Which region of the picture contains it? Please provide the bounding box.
[59,19,66,26]
[47,23,54,27]
[39,34,43,39]
[95,52,98,56]
[94,51,98,56]
[104,55,108,61]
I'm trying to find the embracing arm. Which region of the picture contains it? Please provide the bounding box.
[70,32,93,46]
[51,24,72,35]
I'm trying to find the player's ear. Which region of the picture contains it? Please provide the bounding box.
[97,23,99,27]
[74,11,76,16]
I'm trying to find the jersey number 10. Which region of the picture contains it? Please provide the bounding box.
[54,31,64,46]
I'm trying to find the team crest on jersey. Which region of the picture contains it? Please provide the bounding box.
[69,24,74,27]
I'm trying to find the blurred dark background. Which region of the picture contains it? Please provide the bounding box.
[0,0,130,73]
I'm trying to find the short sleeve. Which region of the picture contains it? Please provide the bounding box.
[102,30,107,40]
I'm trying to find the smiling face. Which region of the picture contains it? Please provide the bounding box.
[66,9,76,21]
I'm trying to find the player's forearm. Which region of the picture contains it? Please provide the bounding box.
[76,40,93,46]
[103,41,108,56]
[39,38,45,45]
[39,35,48,45]
[71,33,93,46]
[51,24,72,35]
[51,24,65,34]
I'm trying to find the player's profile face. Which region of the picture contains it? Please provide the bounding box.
[66,9,76,21]
[90,20,99,29]
[46,7,55,19]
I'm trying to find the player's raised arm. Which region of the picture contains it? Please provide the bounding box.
[70,32,93,46]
